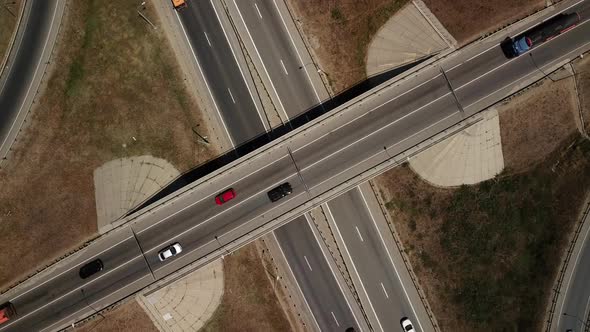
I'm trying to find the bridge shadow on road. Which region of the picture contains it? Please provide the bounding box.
[127,57,430,216]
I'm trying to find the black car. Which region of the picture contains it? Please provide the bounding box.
[79,259,104,279]
[267,182,292,202]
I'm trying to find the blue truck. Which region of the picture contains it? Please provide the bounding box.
[501,12,580,58]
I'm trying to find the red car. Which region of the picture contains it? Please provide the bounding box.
[215,188,236,205]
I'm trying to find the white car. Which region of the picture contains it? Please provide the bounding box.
[158,243,182,261]
[401,317,415,332]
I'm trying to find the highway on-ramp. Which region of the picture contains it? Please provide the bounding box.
[0,1,589,330]
[0,0,65,162]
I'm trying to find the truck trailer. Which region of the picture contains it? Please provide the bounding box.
[501,12,580,58]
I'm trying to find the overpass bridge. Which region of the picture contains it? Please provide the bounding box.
[1,1,589,330]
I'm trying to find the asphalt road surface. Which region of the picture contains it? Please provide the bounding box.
[0,0,62,158]
[232,0,321,119]
[1,1,589,330]
[231,1,369,330]
[177,0,266,144]
[275,216,360,331]
[326,188,422,332]
[556,209,590,331]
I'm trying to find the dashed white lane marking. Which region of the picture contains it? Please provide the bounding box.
[204,32,212,46]
[355,226,364,242]
[228,88,236,103]
[304,255,313,271]
[380,282,389,299]
[254,3,263,19]
[280,59,289,75]
[331,311,340,326]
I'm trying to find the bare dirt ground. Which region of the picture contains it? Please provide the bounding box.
[0,0,217,289]
[200,244,292,332]
[74,300,158,332]
[498,75,578,173]
[374,76,588,330]
[574,54,590,134]
[422,0,544,45]
[0,1,22,65]
[287,0,409,92]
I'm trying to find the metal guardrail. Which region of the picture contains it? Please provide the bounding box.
[308,208,375,331]
[545,196,590,331]
[2,0,586,306]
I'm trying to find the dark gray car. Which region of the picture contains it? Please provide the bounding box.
[267,182,292,202]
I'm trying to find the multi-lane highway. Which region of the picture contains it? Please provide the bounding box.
[0,0,65,161]
[180,1,364,329]
[1,0,589,331]
[176,0,267,144]
[275,215,360,331]
[326,186,424,331]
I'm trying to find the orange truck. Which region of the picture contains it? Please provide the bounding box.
[0,302,16,325]
[171,0,187,10]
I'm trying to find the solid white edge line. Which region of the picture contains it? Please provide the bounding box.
[304,214,364,331]
[4,254,146,329]
[456,19,589,93]
[291,71,443,155]
[145,175,303,255]
[308,110,460,193]
[272,0,323,104]
[174,10,235,147]
[0,1,60,153]
[209,0,269,131]
[324,203,385,332]
[300,91,452,173]
[446,0,585,72]
[556,213,590,329]
[12,235,134,301]
[465,39,590,110]
[136,154,289,235]
[232,0,290,122]
[357,187,425,332]
[272,231,322,332]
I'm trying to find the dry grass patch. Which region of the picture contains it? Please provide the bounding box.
[201,243,292,332]
[287,0,409,92]
[0,0,216,288]
[574,54,590,133]
[0,1,22,64]
[498,76,578,173]
[74,300,158,332]
[374,73,587,330]
[375,137,590,331]
[422,0,544,45]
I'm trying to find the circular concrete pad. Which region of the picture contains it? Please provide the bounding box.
[409,109,505,186]
[137,259,224,332]
[93,156,180,232]
[366,2,449,76]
